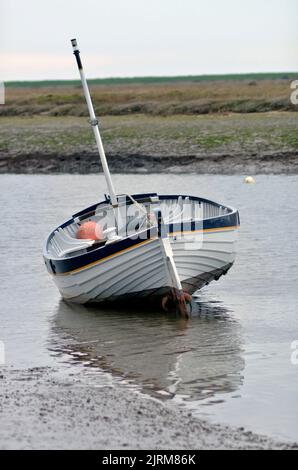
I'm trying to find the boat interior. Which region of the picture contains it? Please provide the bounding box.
[46,193,232,259]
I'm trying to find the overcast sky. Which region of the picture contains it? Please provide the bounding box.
[1,0,297,81]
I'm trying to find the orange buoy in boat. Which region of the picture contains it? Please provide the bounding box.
[76,221,104,240]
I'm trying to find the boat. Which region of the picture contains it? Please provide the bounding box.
[43,39,240,317]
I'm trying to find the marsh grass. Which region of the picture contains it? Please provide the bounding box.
[1,78,296,117]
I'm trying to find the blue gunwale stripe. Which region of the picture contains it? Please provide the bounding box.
[46,226,158,275]
[46,223,239,276]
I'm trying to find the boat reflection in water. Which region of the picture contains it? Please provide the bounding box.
[52,299,244,403]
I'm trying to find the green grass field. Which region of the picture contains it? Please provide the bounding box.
[1,112,297,157]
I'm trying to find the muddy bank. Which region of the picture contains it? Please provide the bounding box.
[0,367,296,450]
[1,149,298,174]
[1,113,298,174]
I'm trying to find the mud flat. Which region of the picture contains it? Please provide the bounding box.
[0,367,296,450]
[0,113,298,174]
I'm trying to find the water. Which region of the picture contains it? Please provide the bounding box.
[0,173,298,442]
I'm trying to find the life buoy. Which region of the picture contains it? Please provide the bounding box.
[76,221,104,240]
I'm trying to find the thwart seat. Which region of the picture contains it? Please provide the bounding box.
[52,227,95,258]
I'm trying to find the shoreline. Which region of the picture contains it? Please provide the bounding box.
[1,113,298,174]
[1,150,298,175]
[0,366,297,450]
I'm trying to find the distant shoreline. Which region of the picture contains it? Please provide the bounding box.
[1,76,297,117]
[5,72,298,88]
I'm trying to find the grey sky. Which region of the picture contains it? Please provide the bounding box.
[1,0,297,80]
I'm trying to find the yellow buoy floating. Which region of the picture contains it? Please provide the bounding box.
[244,176,255,184]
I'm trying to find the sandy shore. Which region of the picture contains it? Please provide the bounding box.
[0,366,296,450]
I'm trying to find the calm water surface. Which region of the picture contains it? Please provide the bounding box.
[0,174,297,442]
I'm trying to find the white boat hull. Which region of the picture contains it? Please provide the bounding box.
[51,227,237,304]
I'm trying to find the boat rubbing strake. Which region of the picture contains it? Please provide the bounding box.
[43,40,240,317]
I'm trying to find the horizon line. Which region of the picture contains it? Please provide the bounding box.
[4,71,298,86]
